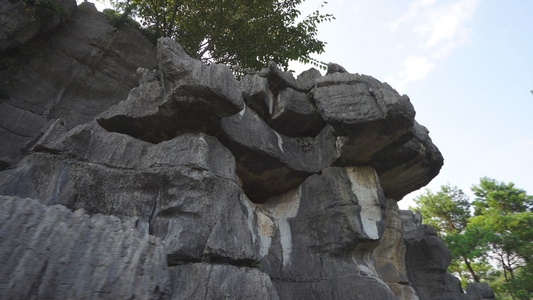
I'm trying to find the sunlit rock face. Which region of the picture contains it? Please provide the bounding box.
[0,4,489,298]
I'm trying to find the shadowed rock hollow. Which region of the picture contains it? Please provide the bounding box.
[0,2,493,299]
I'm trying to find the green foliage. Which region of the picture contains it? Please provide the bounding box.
[411,178,533,299]
[251,260,261,269]
[445,226,490,264]
[490,264,533,300]
[472,177,533,215]
[103,7,158,44]
[411,184,470,235]
[110,0,334,73]
[469,180,533,299]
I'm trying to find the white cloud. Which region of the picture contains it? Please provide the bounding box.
[402,56,434,81]
[388,0,481,89]
[417,0,479,48]
[389,0,436,31]
[391,56,434,92]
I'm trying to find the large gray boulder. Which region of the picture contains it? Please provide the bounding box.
[267,87,325,137]
[97,37,244,142]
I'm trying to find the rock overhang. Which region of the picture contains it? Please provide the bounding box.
[94,37,443,203]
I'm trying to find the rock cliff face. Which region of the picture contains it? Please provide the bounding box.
[0,1,157,168]
[0,2,491,299]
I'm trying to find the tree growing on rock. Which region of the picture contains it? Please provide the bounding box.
[110,0,334,73]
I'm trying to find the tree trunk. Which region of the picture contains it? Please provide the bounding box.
[463,258,480,282]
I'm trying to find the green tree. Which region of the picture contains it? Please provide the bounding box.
[412,184,470,235]
[411,184,485,282]
[111,0,334,73]
[472,177,533,215]
[444,225,491,283]
[470,178,533,300]
[411,179,533,299]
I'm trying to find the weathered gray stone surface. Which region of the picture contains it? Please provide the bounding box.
[466,282,496,300]
[296,67,322,91]
[0,5,489,298]
[97,38,244,142]
[0,2,157,166]
[0,0,77,51]
[241,73,272,119]
[0,195,171,299]
[169,263,279,300]
[372,121,444,200]
[253,166,400,299]
[374,199,418,300]
[401,210,469,300]
[268,87,325,137]
[0,121,260,264]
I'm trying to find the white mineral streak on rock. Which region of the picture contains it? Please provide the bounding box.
[241,192,275,258]
[241,194,257,245]
[272,93,285,119]
[335,136,345,149]
[274,131,284,152]
[278,220,292,266]
[263,187,301,266]
[268,90,275,115]
[256,212,275,257]
[198,134,208,145]
[353,251,380,277]
[346,166,381,240]
[238,105,246,116]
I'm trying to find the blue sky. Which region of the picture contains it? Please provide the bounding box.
[92,0,532,209]
[289,0,533,209]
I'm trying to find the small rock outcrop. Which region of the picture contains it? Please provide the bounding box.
[0,3,492,299]
[465,282,496,300]
[401,210,468,300]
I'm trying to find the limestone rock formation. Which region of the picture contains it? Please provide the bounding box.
[0,2,157,168]
[465,282,496,300]
[401,210,468,300]
[0,3,494,299]
[0,196,171,299]
[0,0,77,51]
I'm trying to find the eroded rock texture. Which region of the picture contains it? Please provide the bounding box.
[0,2,157,168]
[0,3,490,299]
[0,196,171,299]
[401,210,469,300]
